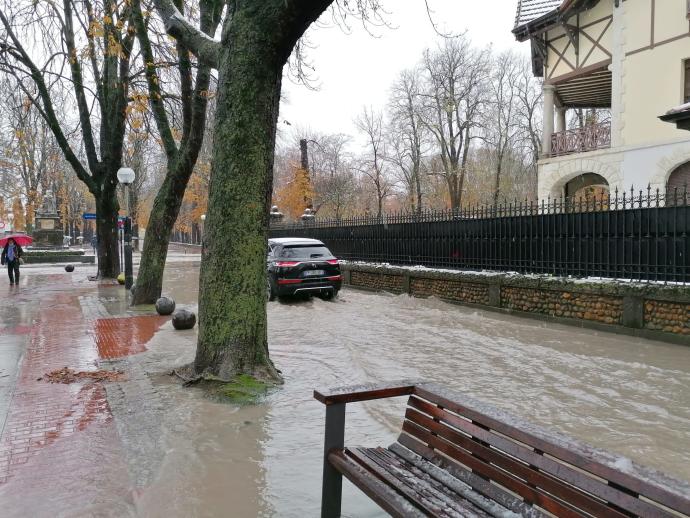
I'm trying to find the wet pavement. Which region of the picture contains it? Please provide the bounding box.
[0,253,689,517]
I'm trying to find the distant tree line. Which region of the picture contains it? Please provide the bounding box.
[273,35,543,221]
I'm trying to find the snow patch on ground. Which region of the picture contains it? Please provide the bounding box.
[341,261,688,286]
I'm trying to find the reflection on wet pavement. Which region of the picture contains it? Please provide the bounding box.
[0,255,688,517]
[93,316,169,359]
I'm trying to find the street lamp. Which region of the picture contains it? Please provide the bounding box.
[200,214,206,247]
[117,167,136,290]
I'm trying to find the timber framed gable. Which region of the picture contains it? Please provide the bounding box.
[544,8,613,82]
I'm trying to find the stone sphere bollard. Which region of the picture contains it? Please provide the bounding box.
[155,296,176,316]
[64,264,75,272]
[117,273,125,285]
[172,309,196,330]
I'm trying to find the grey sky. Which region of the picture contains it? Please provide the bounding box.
[280,0,527,139]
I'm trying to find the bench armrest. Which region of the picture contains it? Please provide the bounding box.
[314,380,418,405]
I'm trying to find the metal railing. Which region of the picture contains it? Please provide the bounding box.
[551,122,611,157]
[269,187,690,283]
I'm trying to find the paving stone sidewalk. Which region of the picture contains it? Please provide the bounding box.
[0,266,171,516]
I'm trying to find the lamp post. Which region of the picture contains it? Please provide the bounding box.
[117,167,136,290]
[200,214,206,247]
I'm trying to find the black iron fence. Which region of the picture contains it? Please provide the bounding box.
[269,188,690,283]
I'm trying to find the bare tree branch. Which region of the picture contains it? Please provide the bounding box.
[152,0,221,68]
[0,9,94,191]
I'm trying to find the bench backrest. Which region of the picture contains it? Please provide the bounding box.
[398,384,690,518]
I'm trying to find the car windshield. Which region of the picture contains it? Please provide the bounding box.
[279,245,332,259]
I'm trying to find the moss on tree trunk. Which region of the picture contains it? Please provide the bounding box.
[193,12,288,381]
[151,0,334,380]
[131,177,186,304]
[129,0,220,305]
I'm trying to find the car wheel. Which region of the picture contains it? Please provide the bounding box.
[267,277,276,301]
[319,290,336,301]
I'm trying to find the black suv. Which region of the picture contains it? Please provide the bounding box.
[267,238,342,300]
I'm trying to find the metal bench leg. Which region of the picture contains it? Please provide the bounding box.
[321,403,345,518]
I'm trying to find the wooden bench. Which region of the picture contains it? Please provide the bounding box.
[314,381,690,518]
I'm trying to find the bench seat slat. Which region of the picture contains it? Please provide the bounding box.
[413,384,690,515]
[372,448,499,517]
[405,406,637,518]
[357,448,482,517]
[348,447,489,518]
[407,396,663,517]
[328,449,427,518]
[397,434,564,517]
[389,442,546,518]
[401,420,585,518]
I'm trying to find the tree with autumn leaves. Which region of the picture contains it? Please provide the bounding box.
[0,0,221,287]
[0,0,137,277]
[274,166,313,220]
[10,197,24,231]
[171,158,210,241]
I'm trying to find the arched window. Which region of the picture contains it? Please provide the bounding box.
[563,173,610,211]
[666,161,690,203]
[564,173,610,199]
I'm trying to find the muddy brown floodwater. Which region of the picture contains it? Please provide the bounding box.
[134,257,690,518]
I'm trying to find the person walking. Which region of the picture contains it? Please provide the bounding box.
[90,235,97,255]
[1,238,23,285]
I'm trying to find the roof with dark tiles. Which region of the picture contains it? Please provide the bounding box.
[514,0,562,28]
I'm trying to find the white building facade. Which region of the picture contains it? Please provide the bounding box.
[514,0,690,200]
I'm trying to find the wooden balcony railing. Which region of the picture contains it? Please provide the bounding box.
[550,122,611,157]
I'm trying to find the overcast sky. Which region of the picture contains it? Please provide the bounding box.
[279,0,527,141]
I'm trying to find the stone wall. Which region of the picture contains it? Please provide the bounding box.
[501,287,623,325]
[410,278,489,305]
[644,300,690,335]
[350,271,405,294]
[342,263,690,342]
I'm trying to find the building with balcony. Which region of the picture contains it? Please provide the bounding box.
[514,0,690,201]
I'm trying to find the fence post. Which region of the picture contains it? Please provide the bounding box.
[488,283,501,308]
[402,273,411,294]
[622,295,644,329]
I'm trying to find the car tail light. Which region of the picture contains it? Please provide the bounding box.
[277,278,302,285]
[326,259,339,265]
[276,261,300,267]
[326,275,342,281]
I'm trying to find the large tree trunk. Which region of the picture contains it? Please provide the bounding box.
[96,192,120,278]
[415,166,423,214]
[131,174,188,304]
[493,159,502,206]
[193,17,284,381]
[448,172,461,211]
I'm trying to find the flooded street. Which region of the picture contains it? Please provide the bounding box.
[0,255,689,517]
[154,257,690,517]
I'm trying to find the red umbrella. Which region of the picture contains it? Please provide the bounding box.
[0,234,33,248]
